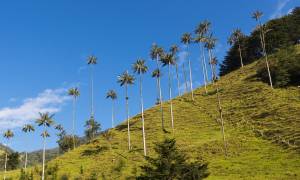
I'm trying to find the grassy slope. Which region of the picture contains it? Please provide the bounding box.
[3,46,300,179]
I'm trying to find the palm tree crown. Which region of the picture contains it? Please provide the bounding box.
[204,34,217,50]
[87,55,97,65]
[252,10,263,21]
[181,33,192,45]
[152,69,161,78]
[22,124,35,133]
[150,43,164,60]
[228,28,244,45]
[3,130,14,140]
[170,45,179,56]
[195,20,211,36]
[106,90,117,100]
[160,53,175,67]
[117,71,135,86]
[133,59,148,74]
[68,87,80,98]
[36,112,55,127]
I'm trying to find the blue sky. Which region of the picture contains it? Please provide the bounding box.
[0,0,299,152]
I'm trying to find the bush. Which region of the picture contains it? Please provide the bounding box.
[257,46,300,87]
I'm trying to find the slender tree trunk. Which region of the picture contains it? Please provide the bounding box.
[187,45,194,101]
[125,84,131,150]
[139,75,147,156]
[24,151,28,170]
[238,42,244,68]
[259,21,273,89]
[168,63,175,133]
[175,63,181,96]
[212,63,227,157]
[72,97,76,149]
[90,65,95,116]
[156,55,165,130]
[208,49,214,83]
[112,100,115,128]
[182,63,188,93]
[42,137,46,180]
[200,45,208,93]
[202,45,209,85]
[4,152,7,180]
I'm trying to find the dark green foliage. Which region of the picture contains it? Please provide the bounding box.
[137,138,209,180]
[57,135,80,153]
[7,152,20,170]
[85,116,101,140]
[257,46,300,87]
[220,7,300,76]
[60,174,69,180]
[19,169,33,180]
[87,171,98,180]
[46,163,59,180]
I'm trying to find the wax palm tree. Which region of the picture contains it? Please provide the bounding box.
[152,69,163,106]
[161,53,176,132]
[22,124,35,170]
[68,87,80,149]
[228,28,245,68]
[252,10,273,89]
[106,90,117,128]
[150,44,165,130]
[3,129,14,180]
[117,71,135,150]
[181,33,194,100]
[204,33,217,83]
[170,45,181,96]
[210,57,227,156]
[36,112,55,180]
[87,55,97,116]
[195,21,211,91]
[133,59,148,156]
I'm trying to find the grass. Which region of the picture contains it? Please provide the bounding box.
[2,45,300,179]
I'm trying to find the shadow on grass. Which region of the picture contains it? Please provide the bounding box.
[81,145,109,156]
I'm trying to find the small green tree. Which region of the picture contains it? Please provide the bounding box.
[137,138,209,180]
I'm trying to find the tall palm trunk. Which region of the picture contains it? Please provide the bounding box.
[187,45,194,101]
[139,75,147,156]
[4,152,7,180]
[168,63,175,133]
[125,84,131,150]
[208,49,214,83]
[90,65,95,116]
[238,42,244,67]
[182,63,188,93]
[258,21,273,89]
[156,55,164,130]
[202,45,209,85]
[24,151,28,170]
[111,100,115,128]
[42,136,46,180]
[72,97,76,149]
[212,63,227,157]
[200,45,208,93]
[175,63,181,96]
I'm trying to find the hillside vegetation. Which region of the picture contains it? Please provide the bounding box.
[3,46,300,179]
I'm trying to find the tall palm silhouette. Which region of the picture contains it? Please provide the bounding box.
[133,59,148,156]
[3,129,14,180]
[36,112,55,180]
[204,33,217,84]
[195,21,211,92]
[152,69,162,105]
[181,32,194,100]
[252,10,273,89]
[22,124,35,170]
[228,28,245,68]
[87,55,97,116]
[106,90,117,128]
[68,87,80,149]
[150,43,165,130]
[161,53,176,132]
[210,57,227,156]
[170,44,181,96]
[117,71,135,150]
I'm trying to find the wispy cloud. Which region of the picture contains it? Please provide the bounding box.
[270,0,291,19]
[0,88,71,130]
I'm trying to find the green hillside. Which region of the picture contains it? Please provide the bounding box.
[3,46,300,179]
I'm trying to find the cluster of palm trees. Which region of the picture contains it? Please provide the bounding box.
[1,10,274,179]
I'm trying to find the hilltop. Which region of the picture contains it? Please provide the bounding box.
[2,46,300,179]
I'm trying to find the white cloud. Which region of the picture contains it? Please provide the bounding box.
[0,88,71,130]
[270,0,291,19]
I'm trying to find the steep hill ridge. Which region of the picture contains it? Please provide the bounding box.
[3,46,300,179]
